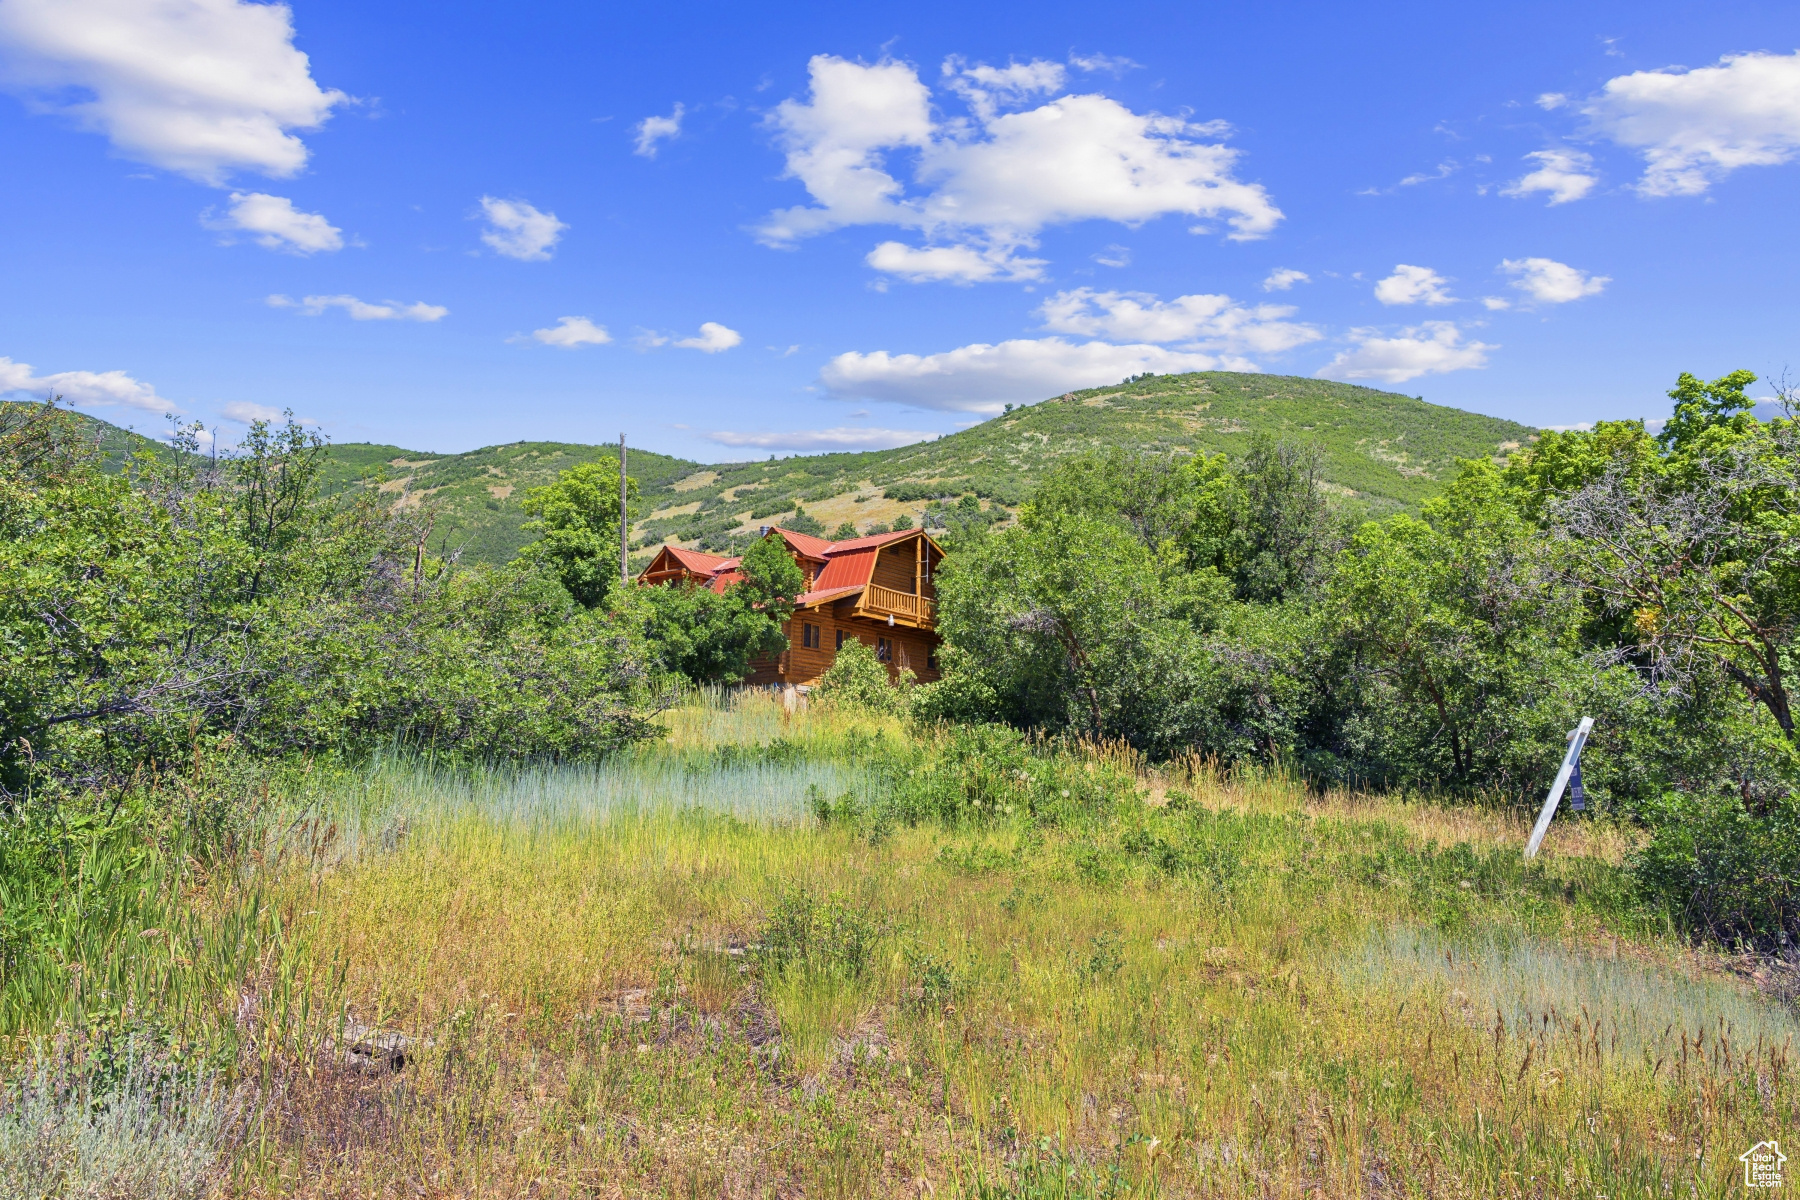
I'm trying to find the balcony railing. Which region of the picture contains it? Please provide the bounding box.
[864,583,935,624]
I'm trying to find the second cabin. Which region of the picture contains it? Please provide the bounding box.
[637,525,945,687]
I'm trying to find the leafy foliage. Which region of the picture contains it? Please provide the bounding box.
[813,639,911,714]
[0,405,670,791]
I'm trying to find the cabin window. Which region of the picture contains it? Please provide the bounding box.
[801,622,819,649]
[927,648,938,670]
[876,637,892,662]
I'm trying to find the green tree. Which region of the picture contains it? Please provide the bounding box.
[814,638,911,713]
[785,505,825,536]
[829,521,860,540]
[519,460,636,609]
[1554,373,1800,744]
[926,508,1229,754]
[1323,462,1583,791]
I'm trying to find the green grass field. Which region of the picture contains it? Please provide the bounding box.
[6,692,1792,1198]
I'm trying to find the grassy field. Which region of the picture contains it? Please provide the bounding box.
[5,694,1795,1198]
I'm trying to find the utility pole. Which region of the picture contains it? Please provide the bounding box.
[619,433,629,586]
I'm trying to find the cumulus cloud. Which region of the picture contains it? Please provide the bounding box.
[1499,257,1609,304]
[676,322,742,352]
[865,240,1045,283]
[204,191,342,253]
[1316,322,1494,384]
[1262,267,1309,292]
[477,196,567,261]
[0,354,170,411]
[703,426,938,451]
[758,54,1282,283]
[941,55,1066,120]
[1037,288,1320,355]
[530,316,612,347]
[634,103,684,157]
[1501,149,1599,205]
[641,322,742,353]
[1584,51,1800,196]
[1374,264,1455,306]
[1537,92,1569,110]
[0,0,345,184]
[821,337,1239,413]
[267,294,447,321]
[220,400,285,423]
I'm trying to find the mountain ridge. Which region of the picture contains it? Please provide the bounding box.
[16,372,1537,566]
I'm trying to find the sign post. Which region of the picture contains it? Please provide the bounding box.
[1525,716,1593,859]
[619,433,629,587]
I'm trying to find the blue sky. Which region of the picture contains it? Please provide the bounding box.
[1,0,1797,460]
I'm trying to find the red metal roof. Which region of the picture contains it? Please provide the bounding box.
[664,546,730,573]
[770,526,834,560]
[645,528,939,599]
[822,529,917,554]
[813,546,877,592]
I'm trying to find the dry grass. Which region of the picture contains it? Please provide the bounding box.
[11,691,1794,1197]
[209,693,1797,1197]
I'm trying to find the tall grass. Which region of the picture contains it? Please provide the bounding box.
[10,689,1796,1197]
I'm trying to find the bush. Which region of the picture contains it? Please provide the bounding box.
[813,639,911,714]
[881,723,1140,828]
[1631,792,1800,948]
[757,885,881,976]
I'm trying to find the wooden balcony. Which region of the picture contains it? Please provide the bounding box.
[861,583,936,628]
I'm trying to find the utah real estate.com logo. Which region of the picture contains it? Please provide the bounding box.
[1741,1141,1786,1189]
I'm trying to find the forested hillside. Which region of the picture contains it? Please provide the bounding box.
[19,373,1532,566]
[293,372,1536,565]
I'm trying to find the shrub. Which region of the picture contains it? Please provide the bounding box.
[757,885,881,976]
[813,639,911,714]
[1631,791,1800,948]
[0,1039,244,1200]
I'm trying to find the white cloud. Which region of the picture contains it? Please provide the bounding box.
[1501,148,1599,205]
[1499,257,1609,304]
[642,322,742,353]
[1092,243,1131,268]
[0,354,170,411]
[942,55,1066,120]
[821,337,1239,413]
[1316,322,1494,384]
[676,322,742,353]
[0,0,345,184]
[1262,267,1309,292]
[204,191,342,253]
[1069,52,1140,75]
[758,54,1282,283]
[865,240,1044,283]
[1537,92,1569,110]
[1584,51,1800,196]
[1481,296,1511,311]
[220,400,284,423]
[477,196,567,261]
[1374,264,1456,306]
[531,316,612,347]
[634,103,684,157]
[1037,288,1320,354]
[267,294,447,322]
[703,426,938,451]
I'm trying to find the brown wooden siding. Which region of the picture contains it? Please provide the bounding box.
[743,609,941,688]
[870,543,922,595]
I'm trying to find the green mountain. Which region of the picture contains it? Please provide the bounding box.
[24,373,1536,566]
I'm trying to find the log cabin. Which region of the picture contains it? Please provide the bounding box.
[636,526,944,687]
